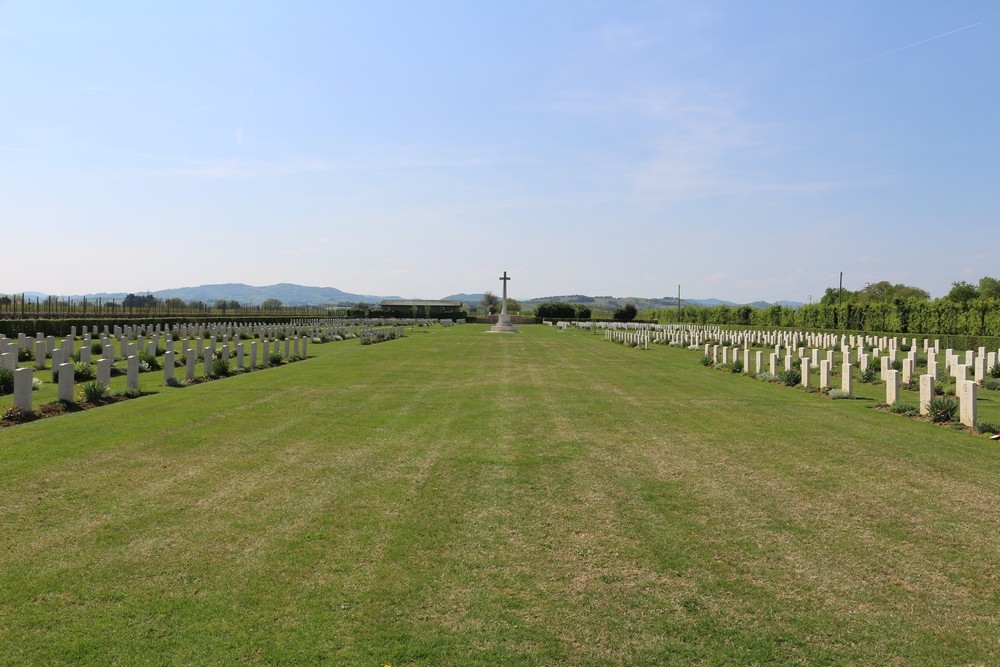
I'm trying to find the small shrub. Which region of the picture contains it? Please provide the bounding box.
[889,402,919,417]
[166,377,188,388]
[926,396,958,423]
[730,359,744,374]
[17,348,34,362]
[974,421,1000,435]
[777,368,801,386]
[212,358,231,377]
[79,381,108,403]
[73,362,96,382]
[699,355,713,366]
[32,377,43,391]
[268,352,283,366]
[828,389,850,400]
[990,362,1000,379]
[755,373,775,382]
[0,367,13,394]
[91,341,104,355]
[2,405,35,423]
[118,387,142,398]
[900,344,911,352]
[984,378,1000,391]
[858,363,879,384]
[137,351,160,371]
[890,360,903,372]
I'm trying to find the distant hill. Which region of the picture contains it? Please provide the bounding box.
[9,284,803,309]
[440,293,486,303]
[56,283,402,306]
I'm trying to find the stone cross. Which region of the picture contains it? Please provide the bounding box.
[489,270,519,333]
[499,271,511,316]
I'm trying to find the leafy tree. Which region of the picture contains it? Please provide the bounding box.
[346,302,370,317]
[505,298,520,314]
[261,298,283,309]
[535,302,576,319]
[214,299,229,311]
[575,305,592,319]
[0,295,11,309]
[613,303,638,322]
[859,281,929,303]
[979,276,1000,299]
[188,300,206,311]
[227,300,241,310]
[945,281,979,304]
[164,297,186,310]
[480,291,500,315]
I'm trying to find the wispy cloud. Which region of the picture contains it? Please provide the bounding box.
[552,86,844,201]
[837,21,984,70]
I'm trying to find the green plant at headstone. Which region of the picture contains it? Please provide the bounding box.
[926,396,959,423]
[984,378,1000,391]
[828,389,850,399]
[729,359,744,373]
[890,359,903,372]
[889,402,919,417]
[212,358,231,377]
[858,362,880,384]
[78,380,107,403]
[777,368,801,386]
[974,421,1000,435]
[990,361,1000,378]
[17,348,34,362]
[137,351,160,371]
[0,367,13,394]
[91,341,104,355]
[699,355,713,366]
[73,362,96,382]
[268,352,283,366]
[2,405,34,422]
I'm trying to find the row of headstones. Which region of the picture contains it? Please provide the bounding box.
[702,342,981,426]
[1,315,447,375]
[604,329,649,348]
[358,326,407,342]
[702,336,999,385]
[610,322,1000,387]
[0,329,312,372]
[584,321,946,356]
[5,335,312,415]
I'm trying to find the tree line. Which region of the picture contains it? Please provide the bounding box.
[648,277,1000,336]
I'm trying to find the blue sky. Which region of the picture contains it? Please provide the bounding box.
[2,1,996,303]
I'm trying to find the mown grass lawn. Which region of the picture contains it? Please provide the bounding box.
[1,324,998,665]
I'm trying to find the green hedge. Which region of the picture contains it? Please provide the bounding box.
[0,316,307,338]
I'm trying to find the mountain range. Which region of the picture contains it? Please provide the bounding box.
[8,284,802,309]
